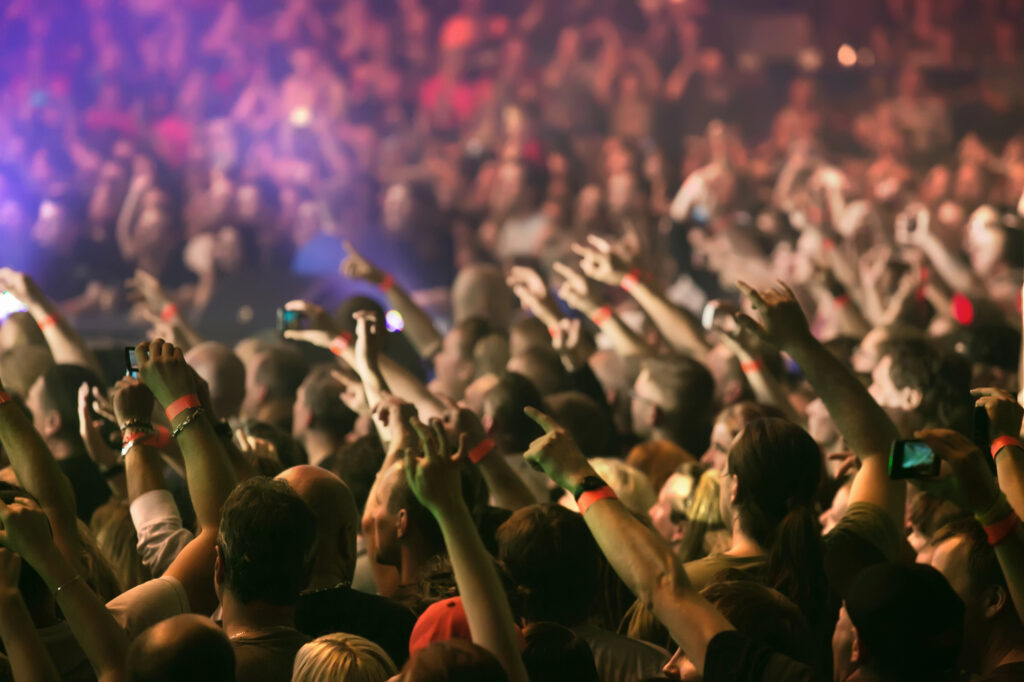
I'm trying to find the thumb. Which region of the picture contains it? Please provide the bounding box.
[524,406,559,433]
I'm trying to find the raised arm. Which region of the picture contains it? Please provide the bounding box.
[404,418,529,682]
[0,268,102,376]
[341,242,444,359]
[0,497,128,682]
[737,281,904,528]
[574,236,711,359]
[973,388,1024,518]
[521,408,735,675]
[0,548,60,682]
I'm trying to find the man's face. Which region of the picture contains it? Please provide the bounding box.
[25,376,50,437]
[806,397,839,450]
[369,464,404,567]
[630,370,659,439]
[433,329,469,399]
[292,384,311,439]
[241,353,266,419]
[868,355,920,415]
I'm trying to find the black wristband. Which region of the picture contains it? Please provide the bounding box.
[572,475,609,501]
[213,420,233,440]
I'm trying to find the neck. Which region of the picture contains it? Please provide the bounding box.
[305,550,351,592]
[399,541,436,592]
[254,401,292,430]
[727,516,765,558]
[220,590,296,637]
[46,438,75,461]
[303,432,338,468]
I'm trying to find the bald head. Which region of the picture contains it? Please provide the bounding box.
[452,263,514,330]
[277,465,359,581]
[128,614,235,682]
[185,342,245,419]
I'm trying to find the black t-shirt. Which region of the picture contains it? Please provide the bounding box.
[704,630,819,682]
[57,454,112,523]
[295,585,417,667]
[231,627,310,682]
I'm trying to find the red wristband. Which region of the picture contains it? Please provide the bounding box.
[984,512,1019,546]
[992,436,1024,460]
[590,306,612,327]
[329,332,353,357]
[468,438,496,464]
[547,324,559,338]
[0,391,12,406]
[620,269,643,293]
[122,430,158,446]
[165,394,201,422]
[36,314,56,330]
[378,274,395,293]
[833,294,850,308]
[152,425,171,449]
[741,358,764,374]
[160,303,178,322]
[577,485,617,515]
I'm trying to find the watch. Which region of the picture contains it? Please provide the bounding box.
[571,475,608,501]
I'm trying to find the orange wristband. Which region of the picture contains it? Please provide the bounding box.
[984,512,1019,546]
[992,436,1024,460]
[590,306,612,327]
[833,294,850,308]
[160,303,178,322]
[547,324,559,338]
[36,314,56,330]
[0,391,12,406]
[620,269,643,293]
[329,332,353,357]
[378,274,395,293]
[165,394,201,422]
[468,438,496,464]
[152,425,171,448]
[577,486,618,515]
[741,358,764,374]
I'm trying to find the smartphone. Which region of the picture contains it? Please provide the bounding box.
[0,291,28,322]
[973,406,997,475]
[701,300,739,335]
[888,439,941,479]
[124,347,139,379]
[276,308,303,332]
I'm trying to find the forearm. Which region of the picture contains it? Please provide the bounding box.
[126,445,168,504]
[435,502,529,682]
[996,447,1024,519]
[172,414,237,531]
[920,234,984,297]
[730,348,801,425]
[995,524,1024,622]
[24,298,103,376]
[386,285,443,359]
[378,358,445,421]
[629,283,711,359]
[33,547,128,681]
[476,454,537,511]
[0,590,60,682]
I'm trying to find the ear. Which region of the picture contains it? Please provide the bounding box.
[396,509,409,540]
[899,386,923,411]
[850,624,863,664]
[481,413,495,434]
[984,585,1009,620]
[41,410,62,439]
[456,360,475,385]
[214,544,225,588]
[647,404,661,429]
[255,384,269,405]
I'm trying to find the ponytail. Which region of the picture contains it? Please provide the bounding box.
[765,502,827,625]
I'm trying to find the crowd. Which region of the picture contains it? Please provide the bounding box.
[0,0,1024,681]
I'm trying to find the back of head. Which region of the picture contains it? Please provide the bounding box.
[299,366,357,441]
[845,562,964,681]
[277,465,359,582]
[701,581,812,665]
[641,354,715,454]
[39,364,103,444]
[217,477,318,606]
[509,317,551,357]
[387,463,447,558]
[473,333,509,377]
[881,338,972,433]
[522,622,599,682]
[453,317,494,362]
[452,263,514,330]
[254,345,310,403]
[546,391,615,457]
[326,434,385,514]
[483,372,545,454]
[184,342,246,419]
[728,418,825,622]
[293,633,396,682]
[497,504,600,626]
[243,421,305,470]
[128,614,236,682]
[0,344,53,399]
[400,639,508,682]
[507,347,569,396]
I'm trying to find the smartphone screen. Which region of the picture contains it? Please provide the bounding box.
[888,439,940,479]
[0,291,28,323]
[125,347,139,378]
[277,308,303,332]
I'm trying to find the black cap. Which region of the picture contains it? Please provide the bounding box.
[845,562,964,679]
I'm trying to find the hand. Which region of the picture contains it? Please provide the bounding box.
[551,318,592,372]
[136,339,198,409]
[77,383,118,468]
[111,377,156,431]
[0,548,20,596]
[507,266,561,327]
[371,393,418,452]
[522,407,595,491]
[972,388,1024,443]
[340,241,385,285]
[736,281,812,350]
[437,395,488,453]
[553,262,601,317]
[125,269,172,316]
[0,268,44,310]
[234,429,279,461]
[90,386,116,423]
[332,369,370,415]
[572,235,631,287]
[913,429,1000,516]
[282,300,342,349]
[0,496,55,568]
[352,310,382,378]
[404,417,467,516]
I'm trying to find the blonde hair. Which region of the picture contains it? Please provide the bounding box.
[292,633,397,682]
[90,498,150,592]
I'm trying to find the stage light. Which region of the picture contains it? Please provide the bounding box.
[385,309,404,333]
[837,44,857,67]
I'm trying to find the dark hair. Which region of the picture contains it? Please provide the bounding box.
[641,355,716,455]
[497,504,601,626]
[39,364,103,443]
[727,419,826,626]
[401,639,508,682]
[510,347,569,396]
[387,468,446,557]
[244,421,306,469]
[301,368,357,441]
[522,622,599,682]
[483,372,546,454]
[325,434,385,514]
[453,317,493,361]
[934,518,1014,618]
[880,339,972,433]
[546,391,615,457]
[217,477,318,606]
[254,346,309,403]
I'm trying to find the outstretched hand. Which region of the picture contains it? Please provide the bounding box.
[281,300,343,349]
[972,388,1023,444]
[522,407,595,491]
[371,393,418,452]
[572,234,631,287]
[735,281,812,350]
[125,269,172,316]
[553,262,601,317]
[77,383,117,467]
[0,496,55,569]
[507,265,561,327]
[340,241,386,285]
[0,268,44,309]
[136,339,198,409]
[352,310,382,377]
[913,429,1000,516]
[404,417,467,516]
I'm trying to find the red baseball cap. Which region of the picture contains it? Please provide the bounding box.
[409,597,525,656]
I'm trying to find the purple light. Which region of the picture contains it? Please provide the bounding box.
[385,309,404,333]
